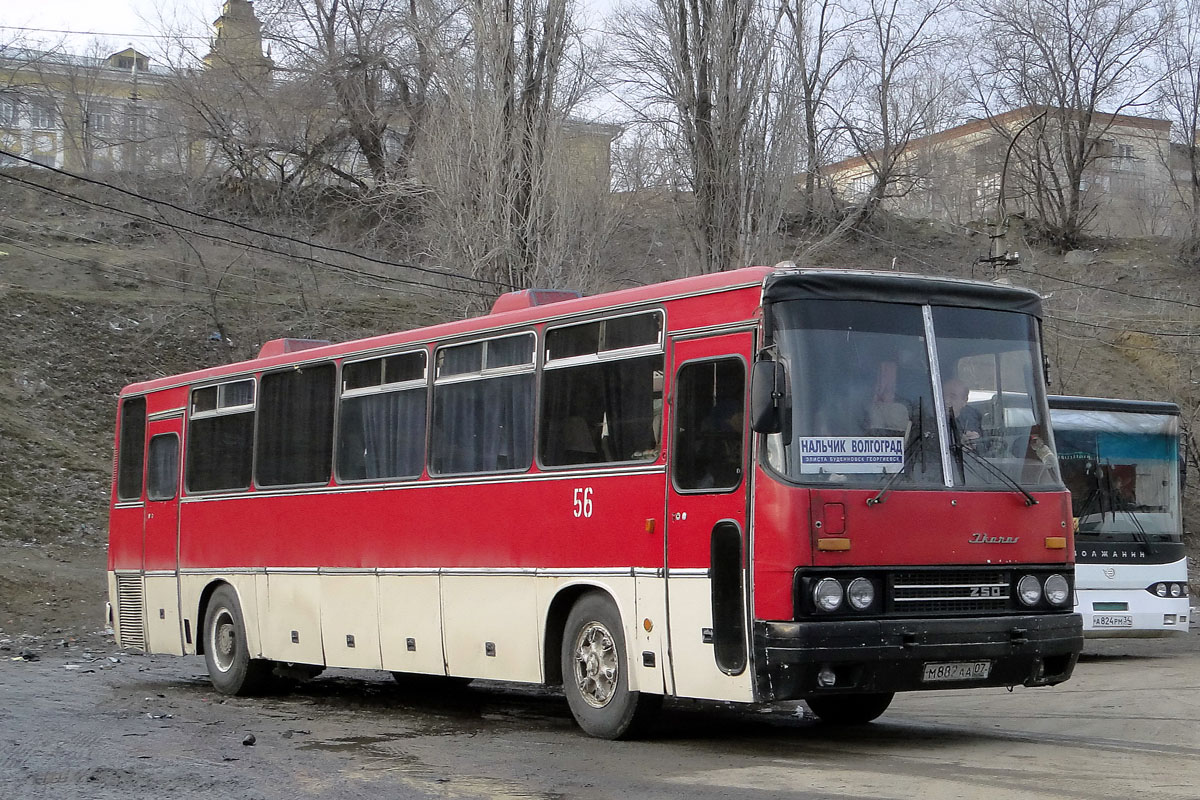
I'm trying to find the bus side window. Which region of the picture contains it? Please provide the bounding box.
[187,379,256,493]
[146,434,180,501]
[256,364,336,487]
[674,359,746,491]
[337,352,427,482]
[116,396,147,501]
[540,312,664,468]
[431,335,535,475]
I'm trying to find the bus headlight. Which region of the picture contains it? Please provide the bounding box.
[1017,575,1042,606]
[1043,574,1070,606]
[1170,583,1183,598]
[846,577,875,610]
[813,578,844,612]
[1155,583,1168,597]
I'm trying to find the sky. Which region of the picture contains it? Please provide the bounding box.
[2,0,213,59]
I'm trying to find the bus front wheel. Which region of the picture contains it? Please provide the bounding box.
[561,593,661,739]
[203,585,274,695]
[805,692,894,725]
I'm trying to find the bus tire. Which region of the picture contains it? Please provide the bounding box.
[561,593,661,739]
[203,585,274,695]
[805,692,894,725]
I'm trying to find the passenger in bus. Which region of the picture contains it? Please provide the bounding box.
[866,361,910,437]
[942,377,982,445]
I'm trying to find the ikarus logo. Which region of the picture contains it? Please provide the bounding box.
[968,532,1019,544]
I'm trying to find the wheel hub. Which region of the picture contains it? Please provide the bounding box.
[210,609,237,673]
[573,622,618,709]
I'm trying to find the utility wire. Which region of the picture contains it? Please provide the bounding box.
[0,230,435,318]
[1009,265,1200,312]
[2,214,310,297]
[1,212,446,306]
[0,234,292,308]
[0,171,498,300]
[0,25,210,41]
[1043,313,1200,338]
[0,148,517,291]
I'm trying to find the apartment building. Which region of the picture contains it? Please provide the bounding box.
[823,106,1184,238]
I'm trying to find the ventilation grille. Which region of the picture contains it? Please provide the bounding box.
[891,570,1009,615]
[115,574,146,650]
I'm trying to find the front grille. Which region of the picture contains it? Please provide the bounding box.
[115,574,146,650]
[891,570,1009,614]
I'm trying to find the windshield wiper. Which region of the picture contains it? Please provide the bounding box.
[958,445,1038,506]
[1102,460,1157,555]
[867,415,925,507]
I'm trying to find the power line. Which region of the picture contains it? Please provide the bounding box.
[0,148,517,291]
[0,25,208,41]
[1009,265,1200,312]
[1,214,310,298]
[0,232,428,322]
[1043,313,1200,338]
[1,212,449,308]
[0,171,499,300]
[0,234,291,308]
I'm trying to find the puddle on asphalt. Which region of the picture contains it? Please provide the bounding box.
[299,734,395,753]
[298,734,567,799]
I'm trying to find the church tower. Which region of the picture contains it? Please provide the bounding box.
[203,0,273,80]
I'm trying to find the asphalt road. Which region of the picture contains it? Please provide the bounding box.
[3,629,1198,799]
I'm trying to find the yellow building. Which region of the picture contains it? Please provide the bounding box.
[822,106,1182,238]
[0,46,173,172]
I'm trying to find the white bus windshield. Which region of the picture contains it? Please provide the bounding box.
[1050,409,1182,541]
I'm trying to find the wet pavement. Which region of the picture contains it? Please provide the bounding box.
[3,629,1199,799]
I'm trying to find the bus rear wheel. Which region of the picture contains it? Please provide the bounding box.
[561,593,661,739]
[203,585,275,695]
[805,692,894,725]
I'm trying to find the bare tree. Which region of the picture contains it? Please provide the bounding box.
[779,0,860,226]
[608,0,800,273]
[419,0,615,299]
[257,0,450,189]
[969,0,1169,249]
[831,0,963,231]
[1158,0,1200,257]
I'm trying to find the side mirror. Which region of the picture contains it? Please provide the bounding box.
[750,359,785,434]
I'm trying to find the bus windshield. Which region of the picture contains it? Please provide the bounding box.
[765,299,1058,489]
[1050,409,1182,541]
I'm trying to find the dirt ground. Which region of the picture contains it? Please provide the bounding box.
[3,625,1199,799]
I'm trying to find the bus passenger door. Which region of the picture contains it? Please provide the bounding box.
[666,334,755,702]
[142,417,184,655]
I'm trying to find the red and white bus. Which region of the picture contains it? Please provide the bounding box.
[107,266,1083,738]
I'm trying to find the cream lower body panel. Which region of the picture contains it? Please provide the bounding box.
[143,574,184,656]
[321,574,383,669]
[147,568,749,701]
[379,573,445,675]
[666,572,755,703]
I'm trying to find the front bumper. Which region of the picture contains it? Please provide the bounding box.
[754,613,1082,701]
